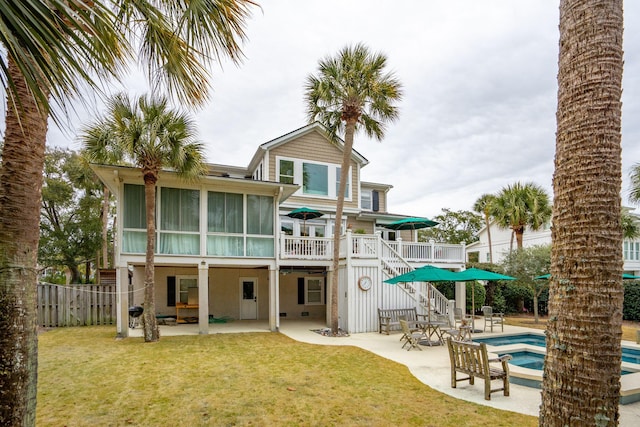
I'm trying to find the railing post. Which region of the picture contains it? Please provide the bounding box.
[429,239,435,262]
[397,237,403,259]
[346,229,353,261]
[280,231,286,258]
[460,241,466,263]
[376,230,383,261]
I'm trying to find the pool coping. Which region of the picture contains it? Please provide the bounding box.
[477,332,640,405]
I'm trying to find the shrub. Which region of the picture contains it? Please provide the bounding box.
[623,281,640,321]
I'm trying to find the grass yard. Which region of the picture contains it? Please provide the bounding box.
[37,327,537,427]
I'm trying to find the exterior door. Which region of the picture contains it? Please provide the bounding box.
[240,278,257,319]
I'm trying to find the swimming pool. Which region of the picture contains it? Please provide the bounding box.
[500,350,636,376]
[473,332,640,404]
[475,333,640,364]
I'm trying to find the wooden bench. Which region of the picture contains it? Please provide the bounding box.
[377,308,424,335]
[446,337,512,400]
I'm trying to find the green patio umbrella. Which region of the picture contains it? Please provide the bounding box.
[384,265,460,284]
[287,207,324,236]
[453,268,516,332]
[382,216,439,230]
[384,265,459,320]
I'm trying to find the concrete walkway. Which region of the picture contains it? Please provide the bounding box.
[131,320,640,426]
[277,321,640,427]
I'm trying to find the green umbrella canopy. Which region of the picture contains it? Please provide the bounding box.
[286,207,324,221]
[384,265,460,284]
[535,273,640,280]
[454,268,516,282]
[381,216,438,230]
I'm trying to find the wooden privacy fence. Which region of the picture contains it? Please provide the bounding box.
[37,282,117,327]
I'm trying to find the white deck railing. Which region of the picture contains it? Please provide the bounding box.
[279,232,466,265]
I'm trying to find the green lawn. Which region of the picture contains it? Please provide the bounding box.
[37,327,538,426]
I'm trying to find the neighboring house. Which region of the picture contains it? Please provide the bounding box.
[92,122,466,337]
[467,218,640,275]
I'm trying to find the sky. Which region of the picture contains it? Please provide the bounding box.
[43,0,640,219]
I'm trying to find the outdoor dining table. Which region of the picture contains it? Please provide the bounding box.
[415,320,448,346]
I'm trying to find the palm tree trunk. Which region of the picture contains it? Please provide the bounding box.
[515,227,524,249]
[540,1,624,425]
[329,120,356,334]
[142,175,160,342]
[0,56,49,426]
[485,213,493,263]
[101,186,110,268]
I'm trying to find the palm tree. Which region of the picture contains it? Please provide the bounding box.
[473,194,496,263]
[539,0,624,425]
[83,93,205,342]
[304,43,402,334]
[491,182,551,251]
[1,1,254,423]
[629,163,640,205]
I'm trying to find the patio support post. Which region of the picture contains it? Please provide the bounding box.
[116,266,129,338]
[447,299,456,327]
[455,281,466,317]
[269,266,279,331]
[198,261,209,335]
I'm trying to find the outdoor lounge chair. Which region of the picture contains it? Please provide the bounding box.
[481,306,504,332]
[399,319,423,351]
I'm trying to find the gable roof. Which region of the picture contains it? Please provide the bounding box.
[247,122,369,171]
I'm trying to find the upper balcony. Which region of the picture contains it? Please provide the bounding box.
[279,231,466,266]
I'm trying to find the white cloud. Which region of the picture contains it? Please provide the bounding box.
[38,0,640,218]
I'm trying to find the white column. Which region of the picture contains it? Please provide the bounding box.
[198,262,209,335]
[455,281,466,315]
[269,266,279,331]
[116,266,129,338]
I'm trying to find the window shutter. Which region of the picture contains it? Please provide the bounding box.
[298,277,305,304]
[167,276,176,307]
[372,190,379,212]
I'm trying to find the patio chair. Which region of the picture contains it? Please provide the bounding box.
[398,314,421,342]
[481,306,504,332]
[399,319,423,351]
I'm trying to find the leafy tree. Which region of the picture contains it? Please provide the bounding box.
[1,2,254,422]
[304,44,402,334]
[501,244,551,323]
[418,208,482,245]
[491,181,551,251]
[473,194,496,263]
[540,0,624,424]
[39,149,104,284]
[83,93,205,343]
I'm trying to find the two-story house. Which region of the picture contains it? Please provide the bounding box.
[92,122,467,337]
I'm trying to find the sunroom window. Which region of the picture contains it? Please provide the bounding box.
[159,187,200,255]
[122,184,146,253]
[247,195,274,257]
[207,191,243,256]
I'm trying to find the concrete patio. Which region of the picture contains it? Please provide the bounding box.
[129,320,640,426]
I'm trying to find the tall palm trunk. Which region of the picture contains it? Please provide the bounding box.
[0,56,49,426]
[142,173,160,342]
[485,213,493,263]
[101,186,110,268]
[540,1,624,425]
[330,120,356,334]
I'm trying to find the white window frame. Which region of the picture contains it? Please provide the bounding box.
[276,156,351,201]
[304,277,325,305]
[176,275,199,305]
[361,190,372,210]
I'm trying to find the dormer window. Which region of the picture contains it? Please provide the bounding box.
[277,156,350,200]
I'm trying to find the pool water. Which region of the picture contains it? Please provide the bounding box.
[501,350,635,375]
[475,333,640,364]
